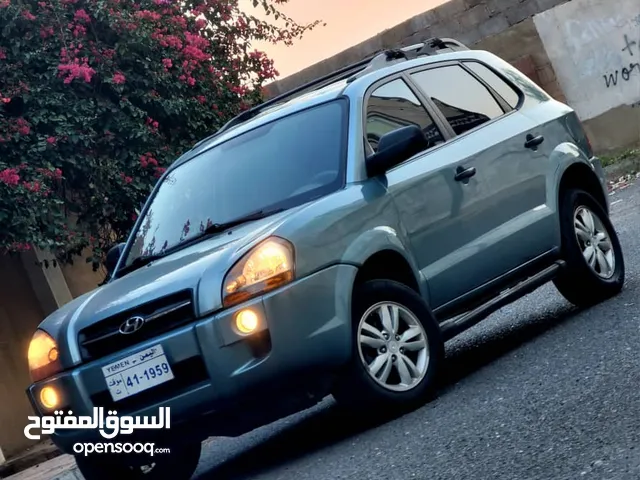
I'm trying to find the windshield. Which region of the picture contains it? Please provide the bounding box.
[121,99,348,267]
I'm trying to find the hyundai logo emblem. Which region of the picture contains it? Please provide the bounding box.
[119,316,146,335]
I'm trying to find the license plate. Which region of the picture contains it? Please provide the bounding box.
[102,345,174,402]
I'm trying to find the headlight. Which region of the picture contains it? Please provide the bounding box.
[28,330,62,382]
[222,237,295,308]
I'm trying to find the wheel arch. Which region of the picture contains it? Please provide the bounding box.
[339,227,428,308]
[557,160,609,215]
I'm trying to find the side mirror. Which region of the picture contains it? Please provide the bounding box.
[105,242,126,277]
[366,125,430,177]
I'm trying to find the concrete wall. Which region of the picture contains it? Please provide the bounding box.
[533,0,640,152]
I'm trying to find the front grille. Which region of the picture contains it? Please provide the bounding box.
[78,290,195,362]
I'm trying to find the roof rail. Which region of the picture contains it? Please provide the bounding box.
[192,37,467,149]
[346,37,468,83]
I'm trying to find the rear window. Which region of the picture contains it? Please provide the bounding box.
[464,61,520,109]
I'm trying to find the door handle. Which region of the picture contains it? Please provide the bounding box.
[524,134,544,150]
[454,166,476,182]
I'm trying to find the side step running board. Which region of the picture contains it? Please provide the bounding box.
[439,260,566,341]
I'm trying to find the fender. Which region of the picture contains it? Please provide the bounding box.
[551,142,609,215]
[339,225,430,304]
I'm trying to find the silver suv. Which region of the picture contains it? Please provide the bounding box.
[26,38,624,479]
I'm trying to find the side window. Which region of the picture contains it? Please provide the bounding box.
[410,65,504,136]
[464,61,520,109]
[366,78,444,153]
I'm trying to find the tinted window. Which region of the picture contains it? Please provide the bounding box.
[366,79,444,153]
[464,61,520,109]
[123,100,347,266]
[410,65,504,136]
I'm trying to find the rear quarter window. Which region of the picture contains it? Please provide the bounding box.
[463,61,521,109]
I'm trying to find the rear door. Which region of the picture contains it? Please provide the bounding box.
[403,61,555,309]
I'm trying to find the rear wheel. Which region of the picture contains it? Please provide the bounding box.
[333,280,443,412]
[553,188,624,307]
[74,441,201,480]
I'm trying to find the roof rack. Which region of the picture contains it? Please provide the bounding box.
[192,37,467,148]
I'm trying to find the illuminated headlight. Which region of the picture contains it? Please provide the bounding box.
[28,330,62,382]
[222,237,294,308]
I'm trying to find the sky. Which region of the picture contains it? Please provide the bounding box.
[241,0,447,79]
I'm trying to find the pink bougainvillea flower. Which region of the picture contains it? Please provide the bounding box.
[58,58,96,83]
[22,9,36,20]
[0,168,20,186]
[74,8,91,23]
[119,172,133,184]
[112,72,126,84]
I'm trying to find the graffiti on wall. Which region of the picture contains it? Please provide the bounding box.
[533,0,640,121]
[603,33,640,88]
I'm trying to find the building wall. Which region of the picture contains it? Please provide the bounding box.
[0,255,45,456]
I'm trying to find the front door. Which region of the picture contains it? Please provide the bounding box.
[364,74,493,310]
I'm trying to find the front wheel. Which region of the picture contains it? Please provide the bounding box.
[332,280,444,413]
[74,441,201,480]
[553,188,624,307]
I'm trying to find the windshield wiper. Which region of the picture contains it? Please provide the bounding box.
[200,207,286,236]
[116,252,167,277]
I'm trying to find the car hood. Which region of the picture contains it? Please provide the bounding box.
[40,206,304,363]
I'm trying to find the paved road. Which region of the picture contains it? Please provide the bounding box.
[192,180,640,480]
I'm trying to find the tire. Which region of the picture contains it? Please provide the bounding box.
[333,280,444,413]
[74,441,201,480]
[553,188,624,307]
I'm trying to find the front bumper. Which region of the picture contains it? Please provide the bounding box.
[26,264,357,452]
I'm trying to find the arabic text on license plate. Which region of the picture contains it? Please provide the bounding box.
[101,345,174,402]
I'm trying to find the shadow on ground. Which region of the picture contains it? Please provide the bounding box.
[198,302,581,480]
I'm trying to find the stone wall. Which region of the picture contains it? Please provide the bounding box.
[265,0,569,100]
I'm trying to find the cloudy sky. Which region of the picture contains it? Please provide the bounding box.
[243,0,447,79]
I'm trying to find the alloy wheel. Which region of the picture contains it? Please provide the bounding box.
[573,206,615,279]
[356,301,430,392]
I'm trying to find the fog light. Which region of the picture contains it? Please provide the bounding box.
[235,309,259,335]
[39,386,59,409]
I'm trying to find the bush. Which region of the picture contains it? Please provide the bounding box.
[0,0,319,268]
